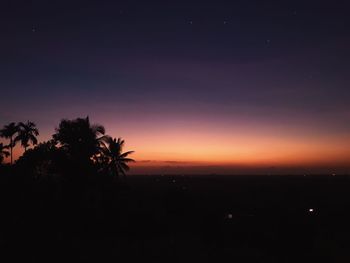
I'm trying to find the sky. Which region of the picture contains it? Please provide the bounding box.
[1,0,350,174]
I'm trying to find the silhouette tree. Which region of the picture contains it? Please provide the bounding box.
[16,140,66,178]
[15,121,39,152]
[99,136,135,176]
[53,116,105,165]
[0,122,19,164]
[0,143,10,164]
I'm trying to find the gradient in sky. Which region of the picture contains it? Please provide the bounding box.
[1,1,349,174]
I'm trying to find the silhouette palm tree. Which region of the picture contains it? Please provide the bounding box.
[53,116,105,163]
[99,136,135,176]
[0,122,19,164]
[15,121,39,152]
[0,143,10,164]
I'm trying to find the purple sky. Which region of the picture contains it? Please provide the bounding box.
[1,1,350,174]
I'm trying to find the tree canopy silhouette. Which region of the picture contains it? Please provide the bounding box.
[0,143,10,164]
[0,116,135,177]
[16,140,66,177]
[53,117,106,166]
[0,122,18,164]
[15,121,39,152]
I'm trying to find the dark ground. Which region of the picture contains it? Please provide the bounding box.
[1,171,350,262]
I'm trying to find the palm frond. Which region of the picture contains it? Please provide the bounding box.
[120,162,130,172]
[98,135,113,144]
[119,151,135,158]
[92,124,105,136]
[121,157,135,162]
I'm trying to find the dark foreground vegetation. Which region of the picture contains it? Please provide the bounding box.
[1,117,350,262]
[1,170,350,263]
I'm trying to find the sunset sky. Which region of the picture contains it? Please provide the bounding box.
[1,1,349,174]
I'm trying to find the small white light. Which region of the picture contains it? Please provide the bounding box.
[308,208,314,213]
[172,179,176,183]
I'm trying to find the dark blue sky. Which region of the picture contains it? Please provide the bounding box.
[1,0,350,173]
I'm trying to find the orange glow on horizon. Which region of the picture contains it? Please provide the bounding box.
[2,119,350,173]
